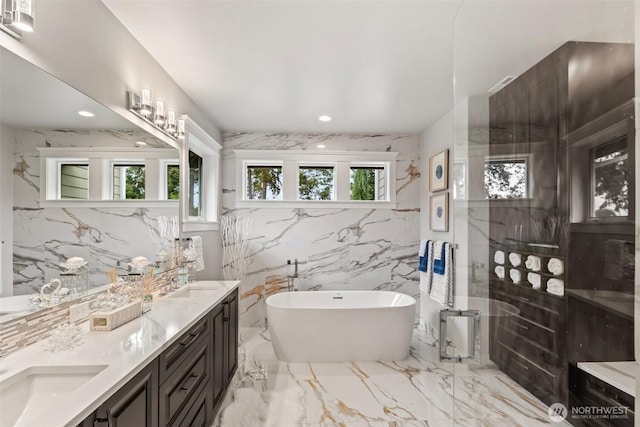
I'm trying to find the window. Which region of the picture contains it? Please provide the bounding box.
[235,150,397,208]
[246,164,282,200]
[484,157,528,199]
[350,165,385,201]
[188,151,202,216]
[60,163,88,199]
[299,165,334,200]
[166,164,180,200]
[113,164,145,200]
[39,147,179,206]
[591,136,628,217]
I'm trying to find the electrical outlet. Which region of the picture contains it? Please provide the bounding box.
[69,301,91,323]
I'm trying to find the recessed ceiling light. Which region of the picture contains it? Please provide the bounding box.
[317,144,326,149]
[78,110,94,117]
[134,141,148,147]
[318,115,331,122]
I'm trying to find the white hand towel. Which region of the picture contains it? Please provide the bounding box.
[419,239,428,257]
[510,269,521,284]
[429,242,454,307]
[494,250,505,265]
[191,236,205,272]
[419,241,435,294]
[525,255,541,271]
[547,278,564,295]
[527,272,541,289]
[547,258,564,276]
[433,241,444,261]
[509,253,521,267]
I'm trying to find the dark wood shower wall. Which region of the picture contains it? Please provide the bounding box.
[487,41,635,413]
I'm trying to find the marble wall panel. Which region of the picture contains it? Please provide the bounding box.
[221,133,421,327]
[11,129,179,295]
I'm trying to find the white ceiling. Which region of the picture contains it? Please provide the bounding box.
[103,0,634,135]
[103,0,462,134]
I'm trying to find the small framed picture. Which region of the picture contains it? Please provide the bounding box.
[430,193,449,232]
[429,149,449,192]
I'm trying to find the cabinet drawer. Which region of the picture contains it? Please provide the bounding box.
[159,338,210,427]
[497,342,560,402]
[178,387,212,427]
[497,325,560,369]
[498,309,559,354]
[493,288,562,331]
[159,315,211,383]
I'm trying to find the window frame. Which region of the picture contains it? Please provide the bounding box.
[244,161,284,201]
[57,159,90,200]
[297,162,336,201]
[179,116,222,232]
[110,161,146,200]
[234,150,397,209]
[589,136,629,219]
[38,147,179,208]
[483,154,531,200]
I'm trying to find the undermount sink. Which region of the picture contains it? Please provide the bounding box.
[166,286,219,299]
[0,365,107,427]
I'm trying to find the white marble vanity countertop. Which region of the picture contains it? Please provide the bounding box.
[0,280,239,427]
[577,361,636,397]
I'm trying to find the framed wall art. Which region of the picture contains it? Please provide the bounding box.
[429,149,449,192]
[430,193,449,232]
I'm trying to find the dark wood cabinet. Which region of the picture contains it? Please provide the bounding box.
[224,289,239,383]
[569,365,635,426]
[80,289,239,427]
[490,278,566,407]
[81,360,159,427]
[489,41,635,410]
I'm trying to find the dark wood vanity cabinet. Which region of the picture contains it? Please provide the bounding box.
[79,360,160,427]
[159,315,212,427]
[569,365,635,427]
[79,289,239,427]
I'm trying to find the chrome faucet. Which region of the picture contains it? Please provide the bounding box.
[287,259,298,291]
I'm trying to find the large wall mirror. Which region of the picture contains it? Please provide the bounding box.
[0,46,180,318]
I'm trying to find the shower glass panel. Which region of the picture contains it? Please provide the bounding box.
[452,1,636,425]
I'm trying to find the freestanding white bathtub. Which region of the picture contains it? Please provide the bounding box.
[266,291,416,363]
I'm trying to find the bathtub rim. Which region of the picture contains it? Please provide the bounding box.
[265,290,416,310]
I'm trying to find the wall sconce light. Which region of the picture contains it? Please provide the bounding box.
[154,99,165,126]
[128,88,183,140]
[1,0,35,38]
[177,119,185,140]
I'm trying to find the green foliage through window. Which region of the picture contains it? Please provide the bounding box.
[167,164,180,200]
[113,164,145,200]
[247,165,282,200]
[350,167,382,200]
[299,166,334,200]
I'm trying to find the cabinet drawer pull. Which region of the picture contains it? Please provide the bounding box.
[509,294,530,303]
[224,317,229,322]
[94,419,109,427]
[223,301,229,305]
[510,320,529,330]
[513,359,529,371]
[180,373,199,392]
[179,331,201,347]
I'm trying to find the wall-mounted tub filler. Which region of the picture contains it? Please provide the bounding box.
[286,259,298,291]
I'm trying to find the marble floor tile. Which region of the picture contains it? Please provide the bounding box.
[215,328,568,427]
